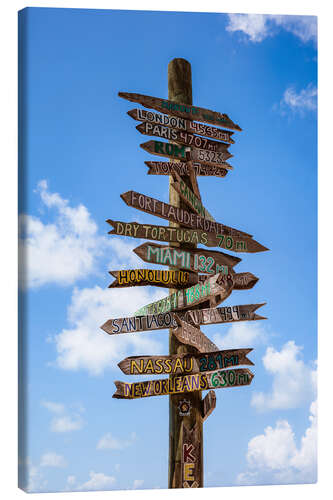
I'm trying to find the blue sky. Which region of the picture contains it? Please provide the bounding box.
[18,7,317,492]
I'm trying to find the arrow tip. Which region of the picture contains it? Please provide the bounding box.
[100,321,109,333]
[120,192,131,205]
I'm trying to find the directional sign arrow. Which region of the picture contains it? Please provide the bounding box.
[136,122,230,153]
[172,315,219,353]
[100,303,265,336]
[197,272,259,289]
[233,272,259,290]
[145,161,229,178]
[117,348,254,376]
[132,242,241,274]
[128,108,235,143]
[140,140,233,167]
[107,219,267,254]
[119,92,242,131]
[183,303,267,327]
[106,220,269,253]
[133,272,235,317]
[112,368,254,399]
[108,269,197,289]
[201,391,216,422]
[120,190,252,238]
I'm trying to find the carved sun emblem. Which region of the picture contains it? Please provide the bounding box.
[178,399,192,416]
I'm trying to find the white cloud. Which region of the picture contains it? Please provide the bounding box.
[19,458,48,493]
[26,464,46,492]
[213,321,267,350]
[247,420,297,470]
[237,400,317,485]
[226,14,269,42]
[290,400,317,474]
[42,400,85,433]
[226,14,317,44]
[133,479,144,489]
[19,181,155,290]
[97,431,136,450]
[106,238,146,269]
[251,341,317,411]
[279,84,317,115]
[18,180,107,289]
[77,471,116,491]
[272,15,317,43]
[50,415,84,433]
[40,452,67,468]
[41,401,65,414]
[51,285,165,375]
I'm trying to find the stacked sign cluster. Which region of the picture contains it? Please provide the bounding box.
[100,91,268,484]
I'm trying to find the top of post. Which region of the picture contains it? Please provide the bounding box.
[168,58,192,105]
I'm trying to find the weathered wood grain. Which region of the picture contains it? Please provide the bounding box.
[201,391,216,422]
[108,269,197,289]
[145,160,229,178]
[119,91,242,131]
[132,242,241,274]
[172,315,219,353]
[128,108,235,143]
[133,272,235,316]
[120,190,252,238]
[167,58,203,490]
[117,348,254,376]
[100,310,178,335]
[186,302,267,328]
[112,367,254,399]
[197,272,259,290]
[140,140,233,167]
[233,272,259,290]
[100,303,266,335]
[171,170,215,221]
[181,423,201,488]
[137,122,230,153]
[106,220,269,253]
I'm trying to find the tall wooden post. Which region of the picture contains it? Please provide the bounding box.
[168,58,203,488]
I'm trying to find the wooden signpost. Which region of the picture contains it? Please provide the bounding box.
[100,303,266,336]
[145,160,229,178]
[108,269,197,289]
[133,242,241,274]
[107,219,268,253]
[120,190,251,238]
[128,108,235,143]
[136,121,231,153]
[140,140,233,167]
[118,348,254,376]
[100,58,268,489]
[119,91,242,131]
